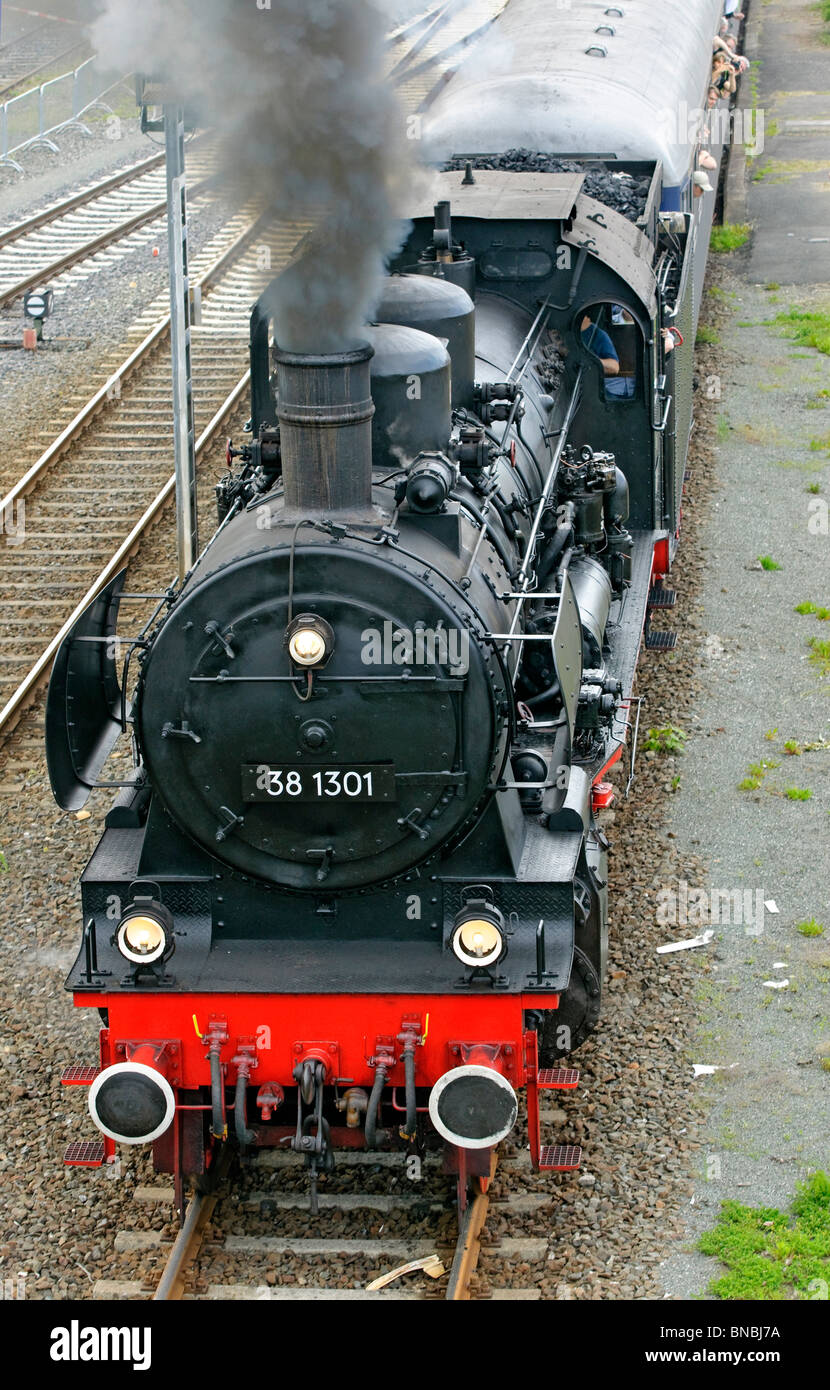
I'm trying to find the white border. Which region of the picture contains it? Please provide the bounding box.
[428,1064,518,1149]
[88,1061,176,1145]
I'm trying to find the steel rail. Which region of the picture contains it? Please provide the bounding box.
[0,37,87,101]
[153,1146,235,1300]
[0,367,251,740]
[445,1152,497,1300]
[0,170,219,309]
[387,0,470,80]
[0,209,265,523]
[151,1145,495,1301]
[0,147,181,250]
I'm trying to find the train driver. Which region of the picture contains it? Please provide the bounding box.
[580,312,635,398]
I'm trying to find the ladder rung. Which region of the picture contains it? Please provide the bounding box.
[537,1068,579,1089]
[645,629,677,651]
[61,1064,99,1086]
[64,1140,106,1167]
[539,1144,582,1171]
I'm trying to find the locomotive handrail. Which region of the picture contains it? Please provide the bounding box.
[653,393,673,434]
[514,365,583,593]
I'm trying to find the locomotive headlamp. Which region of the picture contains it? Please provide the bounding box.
[451,909,505,969]
[285,613,334,668]
[289,628,326,665]
[115,904,172,966]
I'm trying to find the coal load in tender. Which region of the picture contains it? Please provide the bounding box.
[444,150,651,223]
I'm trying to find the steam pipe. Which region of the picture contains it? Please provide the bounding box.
[450,492,515,575]
[555,546,575,587]
[516,365,583,590]
[365,1062,388,1150]
[234,1070,256,1146]
[209,1045,225,1140]
[525,680,562,710]
[538,521,574,582]
[399,1043,417,1141]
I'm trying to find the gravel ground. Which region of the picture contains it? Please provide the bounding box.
[0,113,151,209]
[0,281,728,1298]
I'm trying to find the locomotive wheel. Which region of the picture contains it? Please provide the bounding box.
[538,946,602,1061]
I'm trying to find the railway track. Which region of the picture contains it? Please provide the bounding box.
[388,0,507,111]
[0,1,509,745]
[90,1150,547,1301]
[0,8,88,101]
[0,208,312,739]
[0,138,219,309]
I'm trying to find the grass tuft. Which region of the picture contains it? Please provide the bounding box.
[642,725,686,755]
[797,919,825,937]
[698,1171,830,1299]
[711,223,752,253]
[759,555,781,570]
[772,307,830,357]
[739,758,778,791]
[809,637,830,675]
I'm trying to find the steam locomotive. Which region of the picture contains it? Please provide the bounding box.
[48,0,727,1215]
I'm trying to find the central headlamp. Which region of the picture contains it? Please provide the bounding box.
[285,613,334,668]
[115,903,172,966]
[451,908,506,969]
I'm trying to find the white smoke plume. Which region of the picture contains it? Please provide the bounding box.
[91,0,425,351]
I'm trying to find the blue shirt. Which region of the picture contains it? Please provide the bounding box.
[582,324,619,363]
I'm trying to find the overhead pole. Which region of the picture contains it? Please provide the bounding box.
[164,102,198,582]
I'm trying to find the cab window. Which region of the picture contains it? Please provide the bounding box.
[579,303,638,400]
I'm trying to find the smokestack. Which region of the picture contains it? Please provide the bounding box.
[274,344,375,513]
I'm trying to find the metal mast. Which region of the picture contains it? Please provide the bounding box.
[164,103,197,581]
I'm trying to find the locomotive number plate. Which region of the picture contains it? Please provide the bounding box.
[241,763,397,803]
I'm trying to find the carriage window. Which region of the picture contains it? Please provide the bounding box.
[579,303,638,400]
